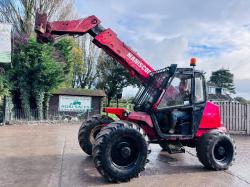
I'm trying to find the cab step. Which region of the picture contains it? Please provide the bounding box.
[163,142,185,154]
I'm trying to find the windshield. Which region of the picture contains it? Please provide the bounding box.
[133,67,171,110]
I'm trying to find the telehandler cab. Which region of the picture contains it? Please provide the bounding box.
[35,11,236,182]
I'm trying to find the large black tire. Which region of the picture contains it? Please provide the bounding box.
[196,130,236,170]
[78,115,114,155]
[93,120,150,182]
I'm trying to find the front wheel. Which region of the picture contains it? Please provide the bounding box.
[93,121,149,182]
[196,130,236,170]
[78,115,114,155]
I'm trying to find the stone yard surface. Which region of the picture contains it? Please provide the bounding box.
[0,124,249,187]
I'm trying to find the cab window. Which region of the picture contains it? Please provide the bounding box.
[158,74,192,108]
[194,73,206,103]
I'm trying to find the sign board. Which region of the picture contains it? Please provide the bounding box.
[59,95,91,112]
[0,23,12,63]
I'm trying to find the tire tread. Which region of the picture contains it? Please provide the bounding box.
[93,120,150,182]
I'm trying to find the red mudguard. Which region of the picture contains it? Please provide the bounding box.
[103,107,127,120]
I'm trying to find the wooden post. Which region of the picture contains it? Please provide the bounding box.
[3,96,10,124]
[247,104,250,135]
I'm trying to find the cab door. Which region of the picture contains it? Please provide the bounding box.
[192,72,207,133]
[156,72,193,134]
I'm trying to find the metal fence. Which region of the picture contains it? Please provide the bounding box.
[4,102,250,135]
[7,108,100,123]
[213,101,250,135]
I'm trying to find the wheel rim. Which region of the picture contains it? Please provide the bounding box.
[111,136,140,168]
[213,139,234,164]
[89,125,102,144]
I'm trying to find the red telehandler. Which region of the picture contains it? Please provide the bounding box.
[35,11,236,182]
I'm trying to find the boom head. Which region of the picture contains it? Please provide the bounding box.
[35,11,47,34]
[35,11,54,43]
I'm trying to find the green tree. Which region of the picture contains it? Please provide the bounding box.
[96,51,138,106]
[73,36,99,89]
[0,68,10,97]
[53,38,83,88]
[72,44,84,87]
[54,38,73,87]
[209,69,235,94]
[10,38,64,119]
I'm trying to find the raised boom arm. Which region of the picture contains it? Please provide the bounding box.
[35,11,155,84]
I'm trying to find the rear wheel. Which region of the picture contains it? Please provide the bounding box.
[196,130,236,170]
[78,115,114,155]
[93,121,149,182]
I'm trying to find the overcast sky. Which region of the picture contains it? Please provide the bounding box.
[75,0,250,99]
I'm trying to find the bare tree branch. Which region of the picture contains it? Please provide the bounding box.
[73,35,99,89]
[0,0,77,35]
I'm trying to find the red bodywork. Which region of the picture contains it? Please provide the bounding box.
[103,102,225,140]
[128,111,157,139]
[94,29,154,80]
[35,12,154,83]
[103,107,157,140]
[103,107,127,120]
[199,102,221,129]
[104,102,224,140]
[195,102,227,137]
[35,12,226,141]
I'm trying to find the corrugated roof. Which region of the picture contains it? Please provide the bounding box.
[52,88,106,97]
